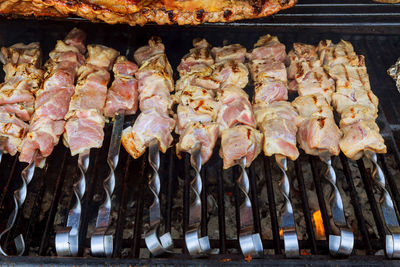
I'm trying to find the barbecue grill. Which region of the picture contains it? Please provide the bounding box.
[0,0,400,265]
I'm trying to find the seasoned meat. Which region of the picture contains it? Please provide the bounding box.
[0,0,297,26]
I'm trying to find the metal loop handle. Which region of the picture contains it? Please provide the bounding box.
[55,151,90,256]
[237,157,263,257]
[0,150,37,256]
[275,155,299,258]
[185,143,210,255]
[364,151,400,258]
[319,152,354,257]
[91,114,124,257]
[145,139,173,256]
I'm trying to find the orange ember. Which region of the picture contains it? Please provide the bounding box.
[301,250,312,256]
[279,229,283,237]
[313,210,325,239]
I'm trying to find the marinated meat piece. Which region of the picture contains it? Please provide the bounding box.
[340,120,386,160]
[1,42,42,66]
[0,0,296,26]
[176,122,219,164]
[175,72,219,93]
[293,94,341,156]
[211,44,246,63]
[176,104,215,134]
[340,105,378,126]
[247,35,287,62]
[288,66,335,103]
[212,60,249,89]
[217,85,255,130]
[253,101,299,160]
[174,85,215,106]
[317,39,361,68]
[292,94,334,120]
[122,108,175,159]
[0,107,28,155]
[287,43,320,66]
[178,39,214,76]
[134,36,165,65]
[253,79,288,104]
[104,56,139,117]
[64,110,105,156]
[219,125,262,169]
[20,28,86,165]
[248,60,287,83]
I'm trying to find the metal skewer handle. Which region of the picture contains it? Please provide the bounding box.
[275,155,299,258]
[237,157,263,257]
[55,151,90,256]
[91,114,124,257]
[145,138,173,256]
[319,152,354,257]
[185,142,210,255]
[0,150,37,256]
[364,151,400,258]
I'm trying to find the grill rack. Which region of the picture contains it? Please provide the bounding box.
[0,2,400,265]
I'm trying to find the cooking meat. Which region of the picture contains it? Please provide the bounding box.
[175,38,219,164]
[216,85,256,131]
[219,125,262,169]
[64,44,119,156]
[176,121,219,164]
[318,40,386,160]
[253,101,299,161]
[122,108,175,159]
[0,42,44,155]
[292,94,342,156]
[0,0,296,26]
[213,43,261,169]
[19,28,86,165]
[287,43,335,103]
[248,35,288,104]
[104,56,139,117]
[122,37,176,159]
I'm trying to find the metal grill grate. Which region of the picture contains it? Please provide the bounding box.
[0,12,399,265]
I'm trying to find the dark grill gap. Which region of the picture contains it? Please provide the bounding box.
[0,2,399,264]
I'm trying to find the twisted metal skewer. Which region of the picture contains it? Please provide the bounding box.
[319,152,354,257]
[364,151,400,258]
[91,114,124,256]
[185,142,210,255]
[144,138,173,256]
[0,150,37,256]
[55,151,90,256]
[275,155,299,258]
[237,157,263,257]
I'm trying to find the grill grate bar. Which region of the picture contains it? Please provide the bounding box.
[339,154,373,254]
[357,159,386,250]
[308,157,331,243]
[216,162,227,253]
[263,157,282,254]
[131,157,146,258]
[294,160,318,254]
[112,154,132,258]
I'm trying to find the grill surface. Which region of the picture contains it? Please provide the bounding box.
[0,1,400,265]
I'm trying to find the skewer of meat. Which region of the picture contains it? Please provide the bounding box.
[175,39,217,255]
[0,29,86,257]
[0,43,44,161]
[248,35,299,257]
[91,55,138,256]
[317,40,398,258]
[55,43,119,257]
[212,43,264,257]
[288,41,354,256]
[121,37,175,256]
[0,42,44,256]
